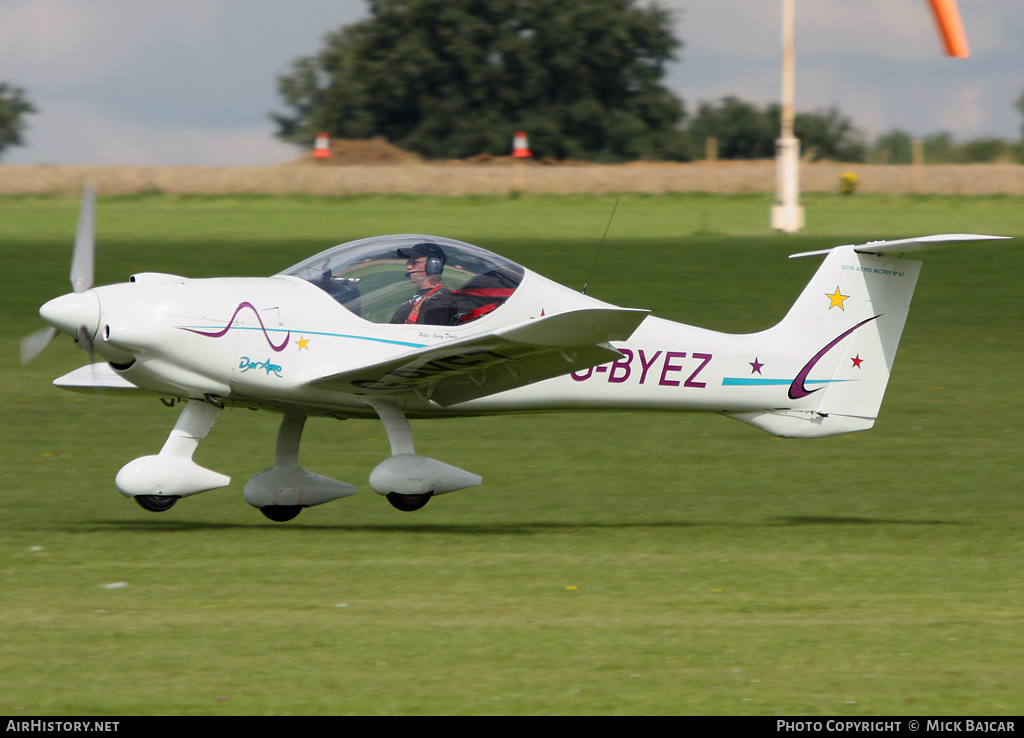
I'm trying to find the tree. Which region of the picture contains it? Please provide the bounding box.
[272,0,690,161]
[686,97,775,159]
[0,83,36,159]
[870,129,914,164]
[792,106,866,162]
[685,99,865,162]
[959,137,1009,163]
[922,131,956,162]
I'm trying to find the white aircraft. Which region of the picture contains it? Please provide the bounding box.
[22,185,1010,521]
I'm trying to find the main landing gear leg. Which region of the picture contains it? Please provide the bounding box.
[369,402,482,511]
[243,412,357,521]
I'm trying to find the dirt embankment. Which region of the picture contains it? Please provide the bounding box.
[3,137,1023,196]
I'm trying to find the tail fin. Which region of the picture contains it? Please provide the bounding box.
[727,234,1009,438]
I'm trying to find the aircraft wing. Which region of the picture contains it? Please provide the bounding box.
[308,307,649,407]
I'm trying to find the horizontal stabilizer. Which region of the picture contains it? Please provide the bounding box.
[310,307,649,406]
[54,363,144,395]
[790,234,1010,260]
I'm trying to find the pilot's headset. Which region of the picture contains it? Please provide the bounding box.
[400,243,447,277]
[424,250,445,277]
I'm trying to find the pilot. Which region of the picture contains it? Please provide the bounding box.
[390,243,458,326]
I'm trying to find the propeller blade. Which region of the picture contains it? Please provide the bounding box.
[76,324,95,358]
[23,185,99,365]
[21,326,58,365]
[76,324,105,405]
[70,183,95,293]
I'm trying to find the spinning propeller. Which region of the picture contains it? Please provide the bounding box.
[20,183,98,365]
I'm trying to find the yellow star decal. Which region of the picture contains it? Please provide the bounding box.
[295,336,310,350]
[825,286,850,311]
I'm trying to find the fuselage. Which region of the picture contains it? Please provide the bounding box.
[43,267,820,421]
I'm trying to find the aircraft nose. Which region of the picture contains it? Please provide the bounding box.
[40,290,100,339]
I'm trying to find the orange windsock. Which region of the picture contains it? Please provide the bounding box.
[927,0,969,58]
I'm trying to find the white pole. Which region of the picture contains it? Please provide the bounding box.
[771,0,804,233]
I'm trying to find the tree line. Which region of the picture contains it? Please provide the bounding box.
[270,0,1024,165]
[684,96,1024,165]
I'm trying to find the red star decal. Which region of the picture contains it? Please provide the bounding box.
[851,354,864,368]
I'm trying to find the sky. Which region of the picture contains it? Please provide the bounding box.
[2,0,1022,166]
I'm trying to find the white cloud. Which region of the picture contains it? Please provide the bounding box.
[6,99,299,165]
[670,0,1011,62]
[667,1,777,59]
[0,1,118,84]
[0,0,223,85]
[934,86,987,135]
[1,0,367,164]
[798,0,938,62]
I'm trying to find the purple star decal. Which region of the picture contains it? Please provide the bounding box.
[749,357,764,375]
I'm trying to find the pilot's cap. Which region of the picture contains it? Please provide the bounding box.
[397,242,446,264]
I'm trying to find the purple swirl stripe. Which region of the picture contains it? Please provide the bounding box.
[788,315,880,400]
[179,302,291,353]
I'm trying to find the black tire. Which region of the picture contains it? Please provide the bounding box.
[135,495,179,512]
[386,492,433,512]
[260,505,303,522]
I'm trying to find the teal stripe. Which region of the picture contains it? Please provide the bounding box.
[180,325,427,349]
[258,327,427,349]
[722,377,854,386]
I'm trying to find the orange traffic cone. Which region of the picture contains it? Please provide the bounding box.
[314,132,330,159]
[511,131,532,158]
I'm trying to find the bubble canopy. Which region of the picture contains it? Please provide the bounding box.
[278,235,525,326]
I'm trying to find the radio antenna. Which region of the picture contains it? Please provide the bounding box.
[582,198,619,295]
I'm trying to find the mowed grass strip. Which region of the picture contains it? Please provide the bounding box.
[0,194,1021,715]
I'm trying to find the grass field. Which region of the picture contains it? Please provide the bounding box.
[1,193,1022,715]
